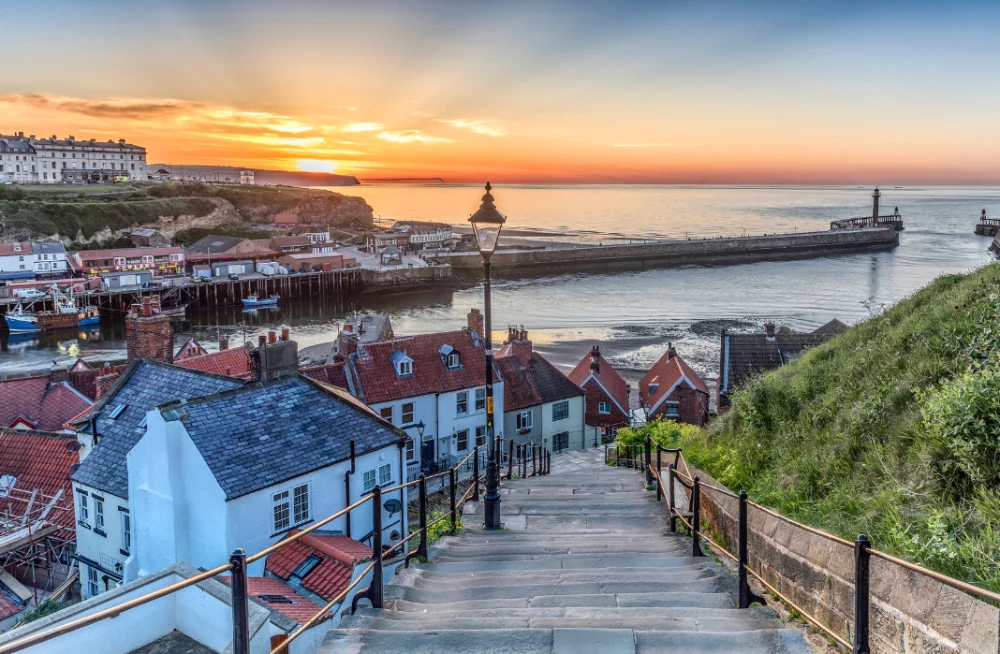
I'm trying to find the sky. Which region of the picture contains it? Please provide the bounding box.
[2,0,999,184]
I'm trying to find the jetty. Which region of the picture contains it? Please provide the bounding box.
[975,210,1000,236]
[429,227,899,274]
[830,186,904,231]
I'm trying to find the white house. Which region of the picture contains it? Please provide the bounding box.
[344,310,504,479]
[391,221,454,251]
[496,327,587,453]
[0,132,147,184]
[0,242,68,280]
[126,375,406,580]
[70,360,246,598]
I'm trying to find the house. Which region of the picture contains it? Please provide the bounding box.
[127,375,406,580]
[639,344,710,426]
[129,228,172,248]
[270,235,311,254]
[69,246,185,276]
[150,168,171,182]
[568,345,631,445]
[0,428,80,625]
[211,259,255,276]
[391,221,454,251]
[0,562,335,654]
[495,327,586,452]
[99,270,153,291]
[240,169,255,185]
[278,252,358,273]
[274,211,299,228]
[0,372,93,431]
[300,360,350,390]
[185,235,276,267]
[175,343,256,380]
[372,233,410,251]
[70,360,247,597]
[0,242,67,280]
[290,225,333,244]
[718,320,847,411]
[343,310,504,478]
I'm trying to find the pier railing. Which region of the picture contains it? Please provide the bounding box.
[0,437,552,654]
[607,438,1000,652]
[830,213,903,231]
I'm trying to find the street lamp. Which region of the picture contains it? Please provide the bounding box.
[468,182,506,529]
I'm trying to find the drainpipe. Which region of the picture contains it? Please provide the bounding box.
[345,440,356,538]
[434,392,441,467]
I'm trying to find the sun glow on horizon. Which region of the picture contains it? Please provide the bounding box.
[296,159,339,174]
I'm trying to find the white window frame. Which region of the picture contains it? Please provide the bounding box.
[121,511,131,553]
[517,410,532,431]
[665,402,680,418]
[475,388,486,412]
[272,489,290,532]
[456,429,469,452]
[77,492,89,525]
[401,402,414,425]
[446,352,460,369]
[379,406,393,423]
[363,468,377,492]
[94,496,105,532]
[292,483,310,525]
[87,566,99,597]
[598,401,611,415]
[378,463,392,485]
[475,426,486,447]
[406,437,415,461]
[456,391,468,415]
[552,401,569,422]
[396,359,412,376]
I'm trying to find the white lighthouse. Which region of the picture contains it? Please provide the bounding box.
[872,186,881,224]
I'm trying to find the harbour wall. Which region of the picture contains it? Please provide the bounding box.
[430,228,899,273]
[361,264,454,293]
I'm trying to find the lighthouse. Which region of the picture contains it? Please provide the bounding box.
[872,186,881,225]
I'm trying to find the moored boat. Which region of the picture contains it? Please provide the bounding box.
[5,304,39,333]
[78,305,101,326]
[160,304,188,318]
[242,294,279,308]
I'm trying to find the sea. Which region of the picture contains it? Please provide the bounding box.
[2,185,997,391]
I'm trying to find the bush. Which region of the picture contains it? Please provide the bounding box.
[425,510,461,546]
[19,599,70,625]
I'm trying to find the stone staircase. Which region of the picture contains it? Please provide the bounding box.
[322,448,812,653]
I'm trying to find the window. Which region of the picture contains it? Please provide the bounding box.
[108,403,126,419]
[87,566,99,597]
[363,469,377,492]
[293,484,310,524]
[475,426,486,447]
[517,411,532,431]
[648,384,659,395]
[554,432,570,452]
[598,401,611,414]
[665,402,680,418]
[475,388,486,412]
[121,511,131,553]
[552,401,569,422]
[378,463,392,485]
[379,406,393,423]
[77,491,89,524]
[456,391,468,415]
[456,429,469,452]
[94,496,105,532]
[406,437,415,461]
[292,555,321,579]
[272,490,290,532]
[401,402,414,425]
[446,352,460,369]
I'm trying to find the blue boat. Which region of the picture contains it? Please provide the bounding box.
[242,294,279,308]
[78,306,101,326]
[5,304,39,333]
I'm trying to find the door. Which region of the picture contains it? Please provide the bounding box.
[421,439,435,470]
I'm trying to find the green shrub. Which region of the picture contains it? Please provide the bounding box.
[425,510,461,546]
[19,599,70,625]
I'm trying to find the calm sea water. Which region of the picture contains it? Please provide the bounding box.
[2,185,997,390]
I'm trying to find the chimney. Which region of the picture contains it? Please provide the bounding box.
[119,139,126,145]
[281,327,290,342]
[510,327,532,366]
[268,330,277,345]
[50,364,69,384]
[219,334,229,351]
[255,335,299,382]
[258,335,267,348]
[590,345,601,374]
[667,342,677,360]
[764,323,776,341]
[467,308,485,336]
[17,131,23,137]
[126,297,173,363]
[142,296,152,317]
[338,330,359,358]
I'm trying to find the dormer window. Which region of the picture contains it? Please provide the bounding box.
[392,350,414,377]
[439,344,460,370]
[648,384,659,394]
[447,353,459,369]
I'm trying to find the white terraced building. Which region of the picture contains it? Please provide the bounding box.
[0,132,147,184]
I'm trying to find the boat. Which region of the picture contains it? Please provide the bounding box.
[242,294,279,308]
[5,304,39,333]
[78,305,101,326]
[160,304,188,318]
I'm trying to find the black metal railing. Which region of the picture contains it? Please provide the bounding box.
[0,436,554,654]
[830,213,903,231]
[610,438,1000,653]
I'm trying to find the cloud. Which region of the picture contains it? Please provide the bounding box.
[342,122,384,133]
[0,93,198,120]
[377,130,452,144]
[612,142,674,148]
[439,119,505,137]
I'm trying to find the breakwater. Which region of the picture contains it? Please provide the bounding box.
[429,227,899,273]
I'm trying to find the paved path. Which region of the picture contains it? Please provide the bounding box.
[322,448,811,653]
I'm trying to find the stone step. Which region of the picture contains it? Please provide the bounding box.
[413,555,707,572]
[320,627,811,654]
[431,542,690,556]
[401,566,709,585]
[338,614,788,632]
[386,578,727,603]
[355,605,766,622]
[396,568,714,590]
[388,591,738,612]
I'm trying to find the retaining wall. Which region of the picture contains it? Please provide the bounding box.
[684,466,1000,654]
[432,228,899,272]
[361,264,453,291]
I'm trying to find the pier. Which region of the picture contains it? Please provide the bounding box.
[428,226,900,273]
[975,217,1000,236]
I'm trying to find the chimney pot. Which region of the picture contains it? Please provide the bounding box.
[219,335,229,351]
[764,323,776,340]
[467,308,485,336]
[258,335,267,348]
[281,327,290,341]
[268,331,277,344]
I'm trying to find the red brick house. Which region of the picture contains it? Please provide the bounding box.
[568,345,630,444]
[639,344,709,426]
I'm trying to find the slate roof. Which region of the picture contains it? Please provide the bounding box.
[350,329,497,404]
[266,530,372,602]
[567,349,629,413]
[30,242,66,255]
[299,361,350,390]
[70,360,244,499]
[185,235,247,255]
[221,576,326,626]
[496,352,583,412]
[719,324,842,397]
[0,428,79,531]
[174,345,255,380]
[0,376,93,432]
[639,349,708,411]
[166,376,404,500]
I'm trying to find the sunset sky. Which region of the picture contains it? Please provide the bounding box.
[2,1,999,184]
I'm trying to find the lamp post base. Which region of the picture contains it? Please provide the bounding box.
[483,461,501,529]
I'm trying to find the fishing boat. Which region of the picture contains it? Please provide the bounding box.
[78,305,101,326]
[5,303,39,333]
[242,294,279,308]
[160,304,188,318]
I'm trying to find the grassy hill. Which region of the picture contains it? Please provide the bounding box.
[659,263,1000,592]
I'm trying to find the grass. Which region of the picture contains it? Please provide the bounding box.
[622,262,1000,594]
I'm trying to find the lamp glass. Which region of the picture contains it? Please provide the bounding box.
[472,222,503,255]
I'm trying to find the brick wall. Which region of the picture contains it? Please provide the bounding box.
[650,387,709,427]
[685,466,1000,654]
[582,380,628,428]
[125,313,173,363]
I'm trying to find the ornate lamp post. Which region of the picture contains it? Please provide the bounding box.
[468,182,506,529]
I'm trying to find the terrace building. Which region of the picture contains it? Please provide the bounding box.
[568,345,631,445]
[0,132,146,184]
[68,247,185,276]
[0,242,68,280]
[639,344,710,426]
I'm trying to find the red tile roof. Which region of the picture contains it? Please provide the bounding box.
[175,345,254,380]
[639,349,708,411]
[351,329,496,404]
[265,531,372,602]
[0,591,22,620]
[222,576,327,626]
[0,242,29,257]
[496,357,542,411]
[299,362,349,390]
[0,428,79,531]
[174,337,208,361]
[0,377,93,432]
[568,348,629,414]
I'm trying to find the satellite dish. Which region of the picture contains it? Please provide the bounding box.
[383,498,403,516]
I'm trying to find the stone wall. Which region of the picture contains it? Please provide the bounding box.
[684,466,1000,654]
[432,228,899,272]
[361,264,453,291]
